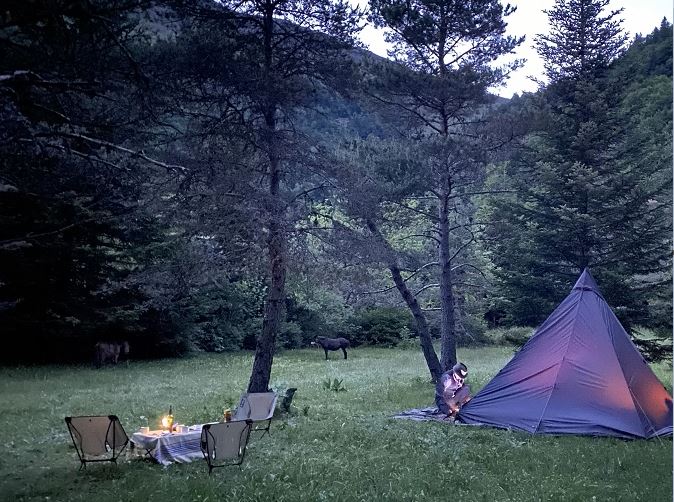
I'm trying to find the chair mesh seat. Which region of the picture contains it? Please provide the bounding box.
[200,420,252,473]
[233,392,278,436]
[65,415,128,469]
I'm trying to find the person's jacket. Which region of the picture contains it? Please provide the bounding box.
[434,371,463,413]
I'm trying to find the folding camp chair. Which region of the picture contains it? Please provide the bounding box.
[64,415,129,470]
[233,392,278,437]
[200,419,253,474]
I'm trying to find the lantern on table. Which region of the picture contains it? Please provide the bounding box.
[161,405,174,431]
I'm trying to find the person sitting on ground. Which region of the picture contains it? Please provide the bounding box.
[435,362,472,419]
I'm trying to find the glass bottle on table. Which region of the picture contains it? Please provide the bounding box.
[168,405,174,432]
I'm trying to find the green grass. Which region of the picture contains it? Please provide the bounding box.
[0,346,671,501]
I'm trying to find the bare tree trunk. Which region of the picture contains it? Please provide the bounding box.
[389,265,442,382]
[366,219,442,382]
[248,153,286,392]
[247,182,285,392]
[438,191,457,371]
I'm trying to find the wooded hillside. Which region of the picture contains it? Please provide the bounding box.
[1,1,670,373]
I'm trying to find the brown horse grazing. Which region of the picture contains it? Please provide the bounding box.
[312,336,350,360]
[94,341,129,368]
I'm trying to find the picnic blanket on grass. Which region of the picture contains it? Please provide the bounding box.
[393,407,454,423]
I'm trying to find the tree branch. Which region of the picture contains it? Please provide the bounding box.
[449,231,476,263]
[414,283,439,296]
[450,263,487,278]
[59,133,187,173]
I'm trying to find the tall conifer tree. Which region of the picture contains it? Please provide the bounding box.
[166,0,361,392]
[487,0,671,330]
[367,0,522,370]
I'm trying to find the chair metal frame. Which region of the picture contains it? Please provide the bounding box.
[65,415,129,470]
[200,419,253,474]
[233,392,278,438]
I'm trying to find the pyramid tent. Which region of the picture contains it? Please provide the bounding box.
[458,269,672,439]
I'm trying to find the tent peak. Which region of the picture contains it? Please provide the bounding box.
[572,268,600,293]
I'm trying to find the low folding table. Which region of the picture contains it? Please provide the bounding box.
[131,426,204,465]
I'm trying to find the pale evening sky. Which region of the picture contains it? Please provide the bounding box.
[351,0,672,97]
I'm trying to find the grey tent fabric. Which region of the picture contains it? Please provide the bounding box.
[458,269,673,439]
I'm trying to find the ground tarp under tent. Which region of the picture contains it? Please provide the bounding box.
[458,269,673,439]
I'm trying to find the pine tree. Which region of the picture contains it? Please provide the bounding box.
[0,1,185,361]
[367,0,523,371]
[535,0,626,82]
[163,0,362,392]
[487,2,671,331]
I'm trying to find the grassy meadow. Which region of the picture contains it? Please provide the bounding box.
[0,345,671,501]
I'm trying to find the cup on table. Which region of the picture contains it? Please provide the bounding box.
[140,426,150,434]
[177,425,187,434]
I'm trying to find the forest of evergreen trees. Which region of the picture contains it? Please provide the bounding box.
[1,1,671,388]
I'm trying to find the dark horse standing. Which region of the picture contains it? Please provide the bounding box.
[312,336,350,360]
[94,341,129,368]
